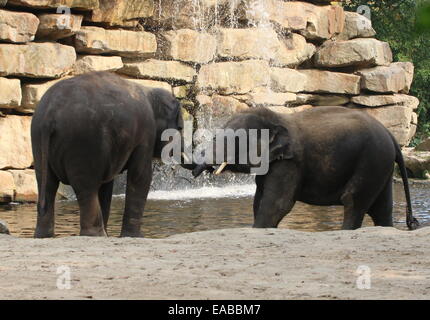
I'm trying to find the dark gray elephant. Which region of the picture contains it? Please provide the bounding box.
[31,72,189,238]
[193,107,419,230]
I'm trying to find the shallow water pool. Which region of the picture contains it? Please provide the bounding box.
[1,182,429,238]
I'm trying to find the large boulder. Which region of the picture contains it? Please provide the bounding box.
[0,9,39,43]
[36,13,83,40]
[120,59,197,83]
[242,1,345,41]
[216,28,315,67]
[8,169,37,202]
[88,0,154,26]
[0,115,33,170]
[358,106,416,146]
[0,170,14,203]
[356,62,414,94]
[7,0,99,9]
[315,38,392,68]
[0,43,76,78]
[145,0,230,30]
[197,60,270,95]
[158,29,217,64]
[0,77,21,108]
[75,26,157,58]
[73,55,123,75]
[299,70,361,95]
[337,11,376,41]
[403,149,430,178]
[270,68,307,93]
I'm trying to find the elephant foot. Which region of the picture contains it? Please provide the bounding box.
[80,227,107,237]
[34,228,54,238]
[120,229,144,238]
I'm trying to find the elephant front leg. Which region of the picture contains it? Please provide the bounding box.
[121,147,152,238]
[253,161,300,228]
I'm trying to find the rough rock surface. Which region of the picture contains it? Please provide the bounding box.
[36,13,83,40]
[0,42,76,78]
[21,78,69,111]
[270,68,307,93]
[315,38,392,68]
[356,62,414,94]
[120,59,196,83]
[337,11,376,41]
[403,149,430,178]
[0,77,21,108]
[159,29,217,64]
[0,9,39,43]
[8,0,99,9]
[0,170,14,203]
[299,70,361,95]
[75,27,157,58]
[73,55,123,75]
[351,94,419,109]
[0,115,33,170]
[8,169,37,202]
[197,60,270,95]
[1,227,429,299]
[88,0,154,26]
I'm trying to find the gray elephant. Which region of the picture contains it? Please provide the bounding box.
[31,72,189,238]
[193,107,419,230]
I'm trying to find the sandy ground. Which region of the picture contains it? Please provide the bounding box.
[0,227,429,300]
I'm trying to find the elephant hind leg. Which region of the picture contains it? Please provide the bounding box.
[98,180,114,234]
[368,177,393,227]
[340,192,367,230]
[34,166,60,238]
[75,187,107,237]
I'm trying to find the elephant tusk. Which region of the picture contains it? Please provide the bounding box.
[215,162,228,175]
[182,152,191,163]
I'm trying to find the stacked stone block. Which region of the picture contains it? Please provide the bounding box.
[0,0,420,203]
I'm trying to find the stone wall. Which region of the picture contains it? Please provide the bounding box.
[0,0,419,203]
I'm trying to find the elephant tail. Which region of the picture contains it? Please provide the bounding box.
[38,126,52,214]
[393,138,419,230]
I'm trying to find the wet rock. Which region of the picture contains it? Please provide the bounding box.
[0,115,32,170]
[8,169,38,202]
[270,68,307,93]
[120,59,196,83]
[0,77,21,109]
[315,38,392,68]
[159,29,217,64]
[299,70,361,95]
[0,170,14,203]
[36,13,83,40]
[7,0,99,9]
[73,55,123,75]
[403,149,430,178]
[197,60,270,95]
[0,220,9,235]
[75,26,157,58]
[216,28,315,67]
[0,9,39,43]
[0,43,76,78]
[88,0,154,26]
[241,1,345,41]
[337,11,376,41]
[356,62,414,94]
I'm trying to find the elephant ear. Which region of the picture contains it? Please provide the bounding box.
[269,125,294,161]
